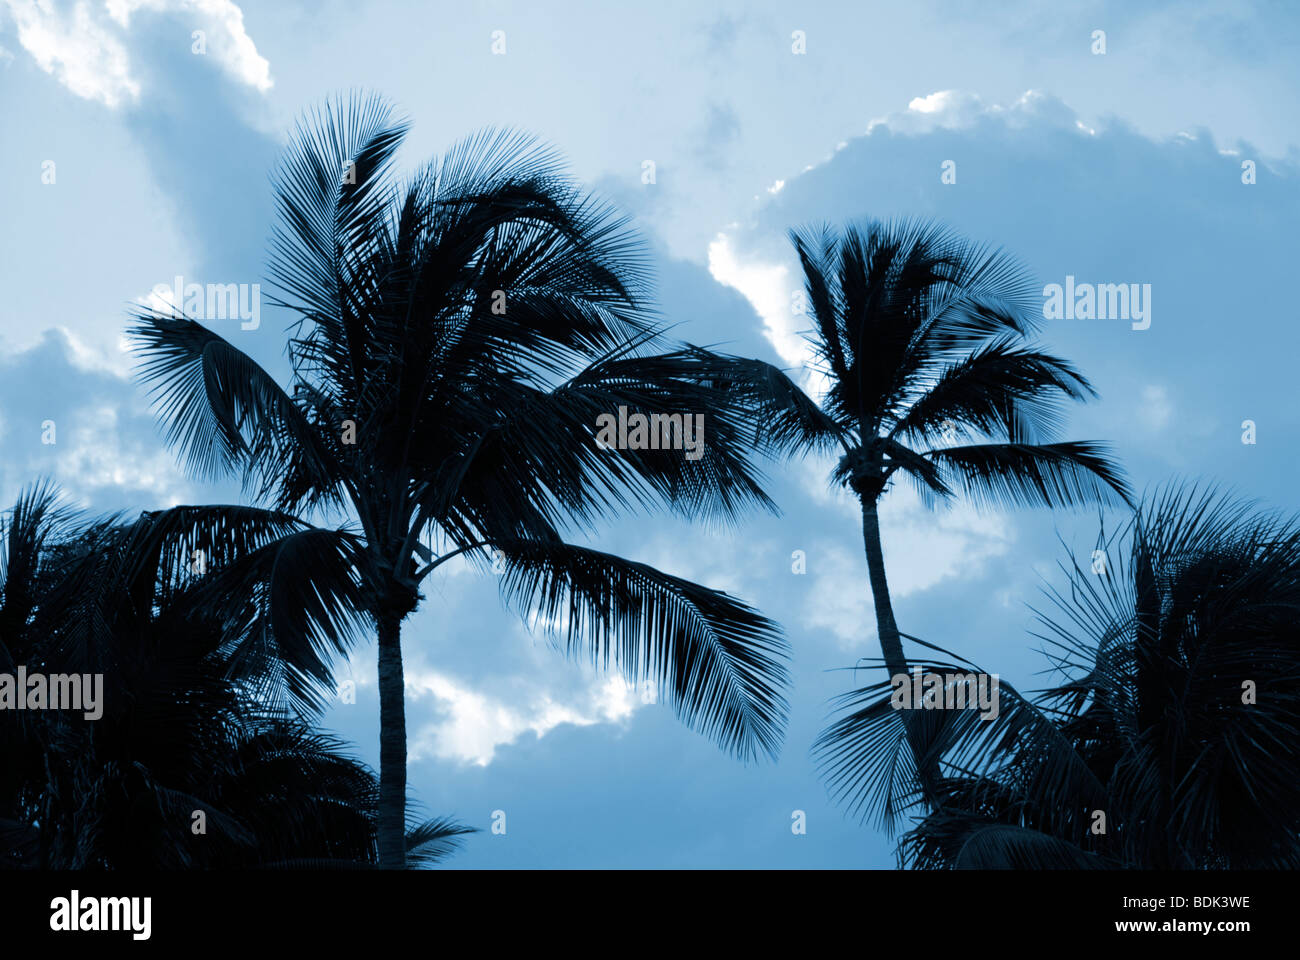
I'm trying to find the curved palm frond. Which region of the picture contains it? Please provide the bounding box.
[406,816,477,868]
[479,539,791,763]
[922,440,1133,511]
[888,337,1096,447]
[189,524,373,715]
[127,312,340,505]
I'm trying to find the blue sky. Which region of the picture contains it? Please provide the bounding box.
[1,0,1297,867]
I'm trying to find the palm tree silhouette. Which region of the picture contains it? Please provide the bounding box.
[776,219,1131,679]
[0,483,473,868]
[815,484,1300,868]
[129,94,796,867]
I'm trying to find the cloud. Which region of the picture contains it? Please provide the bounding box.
[329,604,654,770]
[107,0,271,92]
[0,329,193,511]
[57,324,134,379]
[706,231,803,367]
[54,401,186,501]
[403,668,641,767]
[902,89,984,122]
[2,0,270,108]
[4,0,139,107]
[876,89,1080,135]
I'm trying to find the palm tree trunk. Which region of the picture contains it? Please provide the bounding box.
[860,498,907,676]
[376,611,407,869]
[862,497,941,798]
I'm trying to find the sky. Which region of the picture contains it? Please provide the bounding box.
[0,0,1297,868]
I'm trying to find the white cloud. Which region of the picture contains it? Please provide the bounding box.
[906,89,969,116]
[4,0,139,107]
[107,0,271,92]
[705,231,841,416]
[706,231,803,368]
[404,668,641,767]
[55,402,189,502]
[57,324,134,379]
[330,599,655,769]
[2,0,270,108]
[869,88,1081,138]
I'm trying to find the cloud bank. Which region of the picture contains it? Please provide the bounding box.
[2,0,270,107]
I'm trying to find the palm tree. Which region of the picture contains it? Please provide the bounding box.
[779,219,1131,679]
[129,94,798,867]
[815,484,1300,868]
[0,483,473,869]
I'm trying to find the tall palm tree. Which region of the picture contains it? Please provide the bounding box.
[0,483,472,869]
[130,94,797,867]
[779,220,1132,679]
[815,484,1300,868]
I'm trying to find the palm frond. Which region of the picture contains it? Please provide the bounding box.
[814,649,1105,834]
[923,440,1133,511]
[406,816,477,868]
[483,539,791,762]
[889,337,1096,446]
[128,312,339,501]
